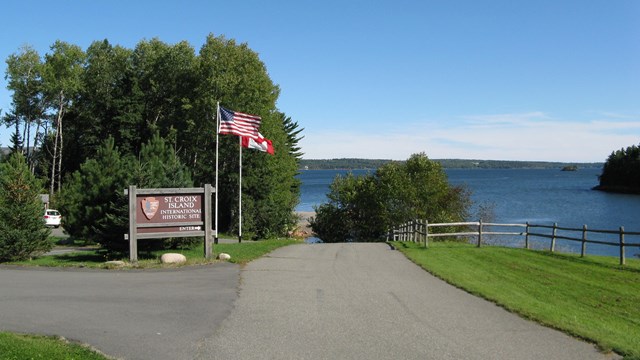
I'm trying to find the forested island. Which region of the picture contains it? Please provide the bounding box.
[594,144,640,194]
[300,158,603,170]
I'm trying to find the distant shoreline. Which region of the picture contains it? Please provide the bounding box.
[299,158,603,171]
[592,185,640,195]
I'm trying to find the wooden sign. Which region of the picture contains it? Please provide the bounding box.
[125,185,214,262]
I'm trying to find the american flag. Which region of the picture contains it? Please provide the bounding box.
[218,106,261,139]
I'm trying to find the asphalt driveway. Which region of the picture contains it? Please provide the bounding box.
[0,263,239,359]
[0,243,617,359]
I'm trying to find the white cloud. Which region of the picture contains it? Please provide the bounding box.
[301,112,640,162]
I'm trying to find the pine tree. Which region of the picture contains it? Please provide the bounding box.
[58,137,133,248]
[0,153,52,261]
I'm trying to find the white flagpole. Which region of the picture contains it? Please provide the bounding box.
[238,135,242,243]
[215,102,220,245]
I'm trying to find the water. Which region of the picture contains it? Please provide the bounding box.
[296,168,640,257]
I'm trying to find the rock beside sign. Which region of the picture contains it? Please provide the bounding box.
[217,253,231,261]
[160,253,187,264]
[104,260,126,268]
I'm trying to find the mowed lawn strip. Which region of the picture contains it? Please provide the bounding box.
[6,238,299,268]
[0,332,109,360]
[392,241,640,359]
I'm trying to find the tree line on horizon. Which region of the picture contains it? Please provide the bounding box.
[299,158,603,170]
[0,34,304,254]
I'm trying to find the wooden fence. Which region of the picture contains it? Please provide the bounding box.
[389,220,640,266]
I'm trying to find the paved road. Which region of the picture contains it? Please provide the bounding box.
[201,243,615,360]
[0,264,240,360]
[1,243,617,359]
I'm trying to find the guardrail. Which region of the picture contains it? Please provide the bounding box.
[389,220,640,266]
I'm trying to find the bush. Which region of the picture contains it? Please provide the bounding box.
[0,153,52,261]
[59,134,195,254]
[311,153,470,242]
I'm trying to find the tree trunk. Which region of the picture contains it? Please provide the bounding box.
[57,107,63,192]
[30,119,42,174]
[49,116,59,198]
[49,92,65,197]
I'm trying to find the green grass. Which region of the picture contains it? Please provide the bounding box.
[7,238,299,269]
[391,241,640,359]
[0,332,109,360]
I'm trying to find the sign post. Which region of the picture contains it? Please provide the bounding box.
[125,185,214,262]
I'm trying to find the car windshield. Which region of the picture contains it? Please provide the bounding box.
[46,210,60,216]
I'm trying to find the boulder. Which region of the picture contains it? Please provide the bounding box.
[217,253,231,261]
[160,253,187,264]
[104,260,125,267]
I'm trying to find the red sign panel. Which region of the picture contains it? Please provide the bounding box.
[136,194,203,225]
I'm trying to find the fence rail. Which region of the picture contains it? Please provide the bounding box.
[389,220,640,266]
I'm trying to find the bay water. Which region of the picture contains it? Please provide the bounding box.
[296,168,640,258]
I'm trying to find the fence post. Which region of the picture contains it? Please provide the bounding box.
[550,222,557,252]
[404,222,408,242]
[413,219,418,243]
[477,219,483,247]
[405,222,408,242]
[525,222,530,249]
[581,224,587,257]
[620,226,625,266]
[409,220,414,243]
[424,220,429,248]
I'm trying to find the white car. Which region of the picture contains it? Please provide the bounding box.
[43,209,62,228]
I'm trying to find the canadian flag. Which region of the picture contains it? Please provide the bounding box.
[241,132,274,155]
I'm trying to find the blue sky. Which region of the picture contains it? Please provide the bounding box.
[1,0,638,162]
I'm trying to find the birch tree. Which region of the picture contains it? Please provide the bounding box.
[41,41,85,196]
[2,45,46,173]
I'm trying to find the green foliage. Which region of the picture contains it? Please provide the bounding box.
[132,132,193,189]
[281,112,304,161]
[597,143,640,194]
[2,45,46,170]
[0,153,51,262]
[59,134,195,252]
[6,35,302,243]
[58,138,133,249]
[191,35,298,238]
[311,153,470,242]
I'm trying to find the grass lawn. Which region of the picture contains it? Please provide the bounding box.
[391,241,640,359]
[0,332,109,360]
[7,238,299,269]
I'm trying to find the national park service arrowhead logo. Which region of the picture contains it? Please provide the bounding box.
[141,197,160,220]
